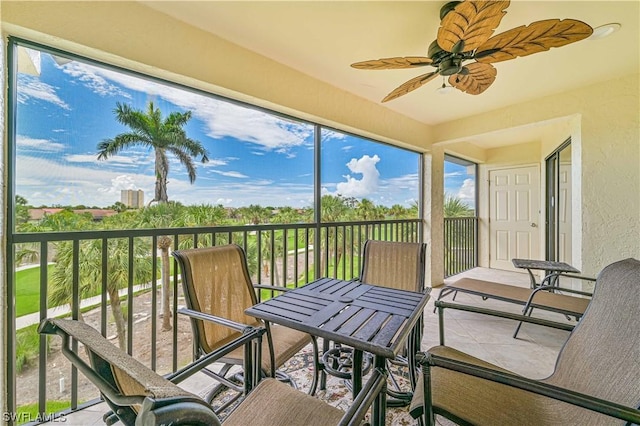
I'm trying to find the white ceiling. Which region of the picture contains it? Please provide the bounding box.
[141,1,639,129]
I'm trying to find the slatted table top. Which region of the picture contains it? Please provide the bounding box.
[512,258,580,273]
[246,277,431,359]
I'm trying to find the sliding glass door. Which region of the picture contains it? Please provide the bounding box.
[546,139,572,262]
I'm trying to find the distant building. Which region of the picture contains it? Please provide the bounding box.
[28,208,118,222]
[121,189,144,208]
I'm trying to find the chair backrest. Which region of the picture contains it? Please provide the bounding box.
[359,239,427,292]
[546,258,640,412]
[173,244,260,354]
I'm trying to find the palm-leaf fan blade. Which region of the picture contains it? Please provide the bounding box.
[382,71,439,102]
[475,19,593,64]
[438,1,510,53]
[449,62,497,95]
[351,56,433,70]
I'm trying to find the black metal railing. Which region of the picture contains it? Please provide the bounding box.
[8,219,421,423]
[444,217,478,277]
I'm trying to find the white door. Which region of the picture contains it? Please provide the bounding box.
[489,166,541,271]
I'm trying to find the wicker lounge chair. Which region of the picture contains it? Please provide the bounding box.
[437,273,595,337]
[410,258,640,425]
[172,244,321,407]
[322,239,427,405]
[39,318,387,426]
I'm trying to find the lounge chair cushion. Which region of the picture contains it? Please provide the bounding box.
[443,278,590,316]
[223,378,345,426]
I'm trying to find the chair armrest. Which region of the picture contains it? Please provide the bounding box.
[417,351,640,424]
[434,301,574,345]
[338,368,388,426]
[167,326,265,384]
[541,271,596,289]
[532,284,593,298]
[178,307,251,332]
[38,319,145,408]
[253,284,292,293]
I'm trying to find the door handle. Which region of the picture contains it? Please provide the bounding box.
[531,223,538,228]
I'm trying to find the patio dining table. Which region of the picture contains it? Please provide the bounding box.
[246,277,431,425]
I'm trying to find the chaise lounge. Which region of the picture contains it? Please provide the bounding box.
[436,272,595,337]
[411,258,640,425]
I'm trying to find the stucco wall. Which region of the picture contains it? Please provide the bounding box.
[433,75,640,277]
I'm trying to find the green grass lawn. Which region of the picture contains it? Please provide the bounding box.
[15,260,168,318]
[16,400,74,425]
[15,265,55,317]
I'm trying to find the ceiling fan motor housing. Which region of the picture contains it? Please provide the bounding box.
[439,58,463,75]
[428,40,449,63]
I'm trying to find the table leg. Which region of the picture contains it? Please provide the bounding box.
[408,319,420,389]
[525,268,538,288]
[371,356,387,426]
[320,338,329,390]
[352,349,363,397]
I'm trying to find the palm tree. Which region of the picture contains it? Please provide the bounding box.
[49,234,153,350]
[444,194,473,217]
[388,204,408,219]
[137,202,186,331]
[355,198,377,221]
[98,101,209,331]
[238,204,270,225]
[97,101,209,204]
[319,195,350,276]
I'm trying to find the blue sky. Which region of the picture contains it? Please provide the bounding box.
[15,46,471,210]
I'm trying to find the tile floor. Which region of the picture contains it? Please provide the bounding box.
[55,268,576,425]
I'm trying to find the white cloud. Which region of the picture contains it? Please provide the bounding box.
[66,153,140,166]
[62,61,312,153]
[383,173,418,191]
[61,62,131,98]
[17,135,65,152]
[17,75,70,110]
[458,178,475,203]
[211,170,248,179]
[321,129,348,142]
[199,158,228,168]
[335,155,380,198]
[97,175,141,198]
[16,155,155,207]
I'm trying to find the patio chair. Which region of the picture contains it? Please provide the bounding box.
[172,244,321,407]
[436,272,596,337]
[39,318,388,426]
[322,239,427,405]
[410,258,640,425]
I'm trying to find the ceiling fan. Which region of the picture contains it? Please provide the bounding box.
[351,1,593,102]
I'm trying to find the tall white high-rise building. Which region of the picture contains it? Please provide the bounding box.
[120,189,144,208]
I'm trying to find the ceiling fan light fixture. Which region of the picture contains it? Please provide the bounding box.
[589,23,621,40]
[438,86,454,95]
[437,81,454,95]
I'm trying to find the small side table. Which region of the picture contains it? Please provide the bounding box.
[512,258,580,289]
